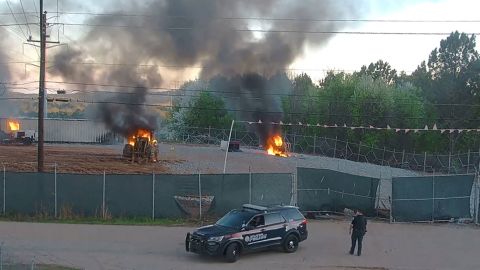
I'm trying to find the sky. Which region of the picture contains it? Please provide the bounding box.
[1,0,480,92]
[291,0,480,80]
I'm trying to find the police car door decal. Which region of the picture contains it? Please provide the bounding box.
[244,233,267,243]
[244,224,284,245]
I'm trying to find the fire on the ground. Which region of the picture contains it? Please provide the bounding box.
[122,129,159,162]
[8,119,20,131]
[1,119,36,145]
[266,134,289,157]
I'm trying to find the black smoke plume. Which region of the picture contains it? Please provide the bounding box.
[99,87,157,137]
[0,29,12,117]
[209,73,291,146]
[49,0,364,140]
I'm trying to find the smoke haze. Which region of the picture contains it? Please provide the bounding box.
[48,0,366,140]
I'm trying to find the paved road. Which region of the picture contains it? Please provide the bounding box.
[0,220,479,270]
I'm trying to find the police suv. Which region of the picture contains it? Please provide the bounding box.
[185,204,308,262]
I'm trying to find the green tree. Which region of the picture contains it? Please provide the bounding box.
[282,73,319,125]
[356,60,398,85]
[169,91,232,129]
[419,31,480,152]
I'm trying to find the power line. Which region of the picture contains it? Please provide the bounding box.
[3,93,478,123]
[3,80,38,85]
[50,11,480,24]
[19,0,32,37]
[0,22,35,26]
[54,22,480,36]
[45,99,478,123]
[5,0,28,39]
[41,60,360,73]
[40,86,480,108]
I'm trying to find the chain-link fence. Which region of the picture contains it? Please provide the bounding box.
[293,166,480,223]
[391,174,476,223]
[0,165,294,220]
[158,126,480,175]
[1,163,479,225]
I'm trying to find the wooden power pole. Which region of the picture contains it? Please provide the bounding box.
[38,0,46,172]
[28,0,60,172]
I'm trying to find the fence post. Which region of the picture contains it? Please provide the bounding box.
[357,142,361,162]
[313,134,316,155]
[475,173,479,225]
[423,152,427,173]
[333,136,337,158]
[344,140,348,160]
[295,170,298,206]
[2,165,5,216]
[198,171,202,222]
[467,149,470,174]
[293,134,296,153]
[448,152,452,174]
[389,181,393,223]
[382,147,386,166]
[223,120,235,174]
[401,150,405,167]
[102,170,106,220]
[249,166,252,204]
[432,172,435,223]
[152,172,155,220]
[54,163,57,218]
[293,165,298,206]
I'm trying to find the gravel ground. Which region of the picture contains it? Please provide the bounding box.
[0,142,419,178]
[158,143,419,178]
[1,220,479,270]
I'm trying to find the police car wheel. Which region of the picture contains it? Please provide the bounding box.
[283,235,299,253]
[224,243,240,263]
[185,233,191,252]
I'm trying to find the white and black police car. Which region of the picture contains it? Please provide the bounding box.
[185,204,308,262]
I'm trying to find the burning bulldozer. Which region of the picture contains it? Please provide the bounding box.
[122,129,159,163]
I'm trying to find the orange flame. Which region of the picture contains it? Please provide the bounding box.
[8,119,20,131]
[127,129,153,146]
[266,135,288,157]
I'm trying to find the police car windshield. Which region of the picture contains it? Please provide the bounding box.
[216,210,254,229]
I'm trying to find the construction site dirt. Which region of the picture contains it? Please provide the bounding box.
[0,143,419,177]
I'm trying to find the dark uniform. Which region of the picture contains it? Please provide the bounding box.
[349,213,367,256]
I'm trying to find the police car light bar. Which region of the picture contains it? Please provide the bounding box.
[242,204,267,212]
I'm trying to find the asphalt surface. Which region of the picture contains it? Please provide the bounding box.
[1,220,479,270]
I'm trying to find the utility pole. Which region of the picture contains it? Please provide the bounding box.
[28,0,61,172]
[38,0,46,172]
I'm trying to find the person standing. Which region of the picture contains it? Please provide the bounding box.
[349,209,367,256]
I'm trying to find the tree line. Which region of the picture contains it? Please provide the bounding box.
[168,31,480,154]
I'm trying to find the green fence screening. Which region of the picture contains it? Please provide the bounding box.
[251,173,292,206]
[105,174,153,217]
[4,172,55,216]
[154,174,200,218]
[297,168,379,216]
[392,175,474,222]
[57,173,103,217]
[199,174,250,216]
[1,172,291,219]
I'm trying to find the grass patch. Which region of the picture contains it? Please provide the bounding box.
[0,214,193,226]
